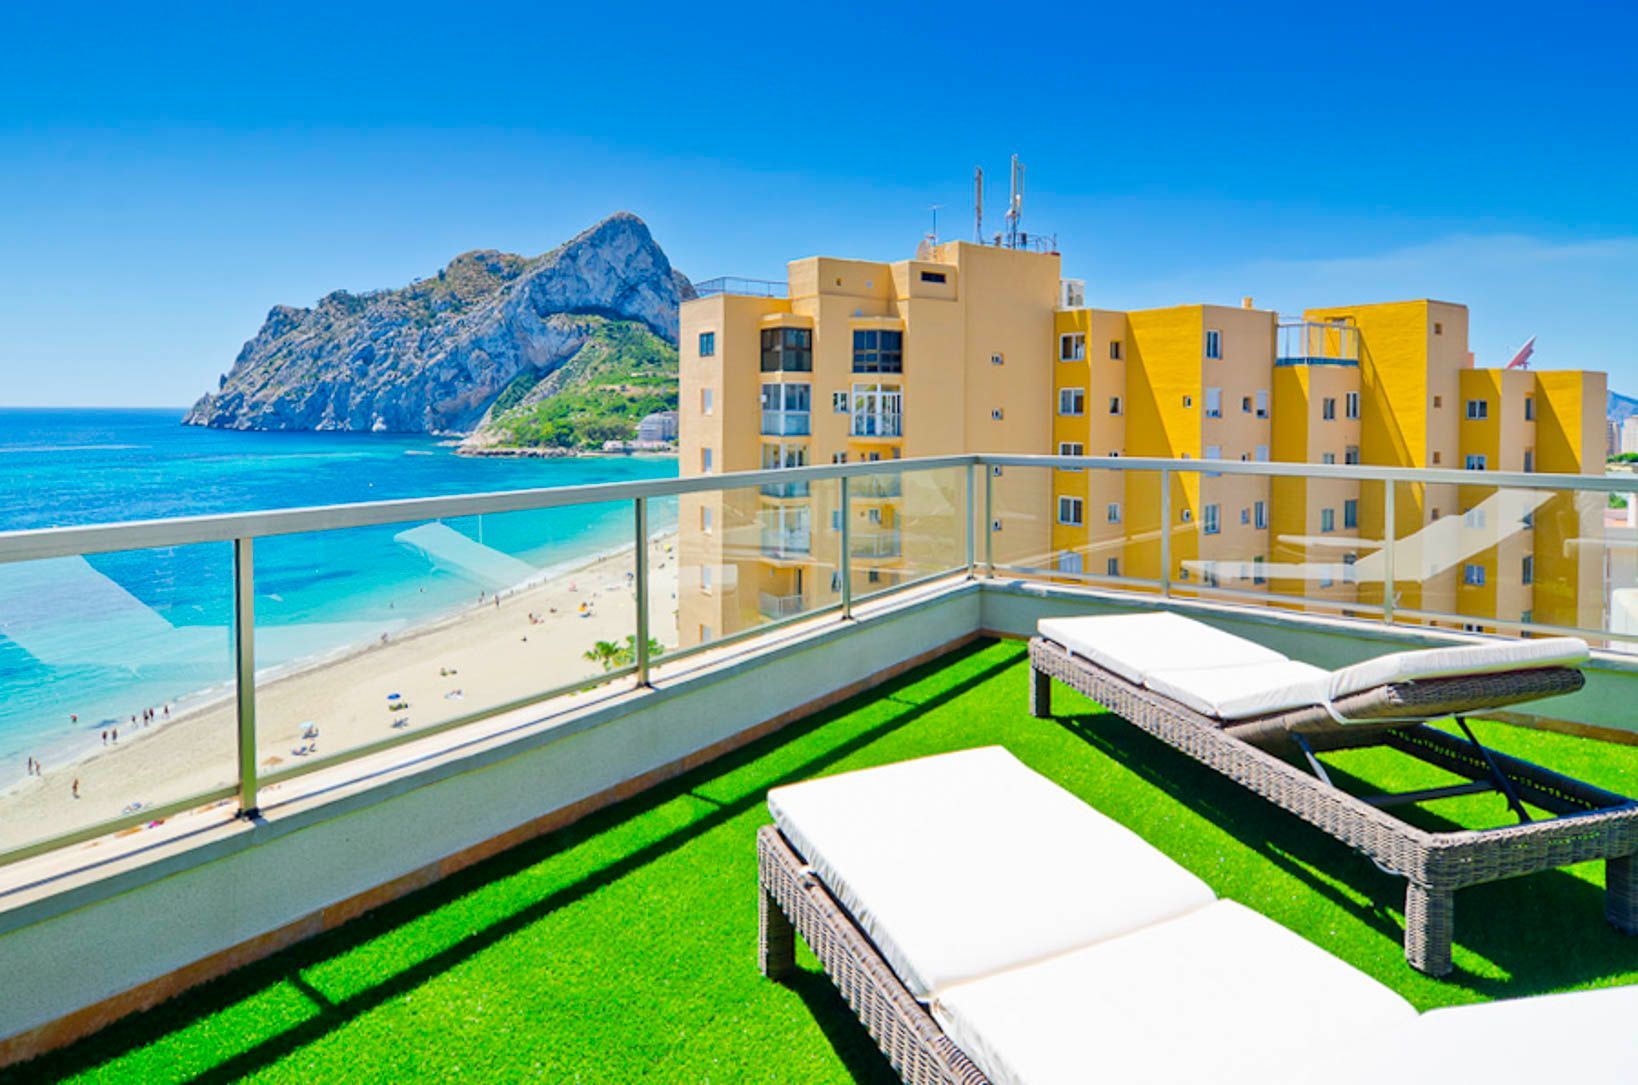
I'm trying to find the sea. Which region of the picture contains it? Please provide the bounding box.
[0,408,678,782]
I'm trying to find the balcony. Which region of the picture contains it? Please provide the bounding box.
[1277,320,1360,366]
[4,454,1638,1077]
[690,276,787,299]
[850,474,902,499]
[758,590,805,619]
[850,412,903,439]
[759,409,810,437]
[758,478,810,499]
[850,530,901,559]
[760,526,811,558]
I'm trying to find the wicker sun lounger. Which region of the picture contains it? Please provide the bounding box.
[1029,622,1638,975]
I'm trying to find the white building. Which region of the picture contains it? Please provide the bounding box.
[636,411,678,443]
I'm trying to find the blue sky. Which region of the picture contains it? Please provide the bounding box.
[3,0,1637,406]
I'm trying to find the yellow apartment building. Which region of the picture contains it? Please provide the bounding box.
[678,242,1607,648]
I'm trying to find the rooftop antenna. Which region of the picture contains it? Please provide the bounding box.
[1005,154,1025,249]
[928,203,944,244]
[974,166,984,243]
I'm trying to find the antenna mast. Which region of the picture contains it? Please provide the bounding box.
[1005,154,1025,249]
[974,166,984,242]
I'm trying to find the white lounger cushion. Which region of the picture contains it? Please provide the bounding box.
[932,901,1417,1085]
[1334,984,1638,1083]
[1144,659,1330,720]
[766,746,1216,999]
[1038,613,1588,723]
[1037,612,1285,684]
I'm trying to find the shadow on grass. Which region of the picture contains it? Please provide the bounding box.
[7,640,1013,1084]
[1051,705,1638,998]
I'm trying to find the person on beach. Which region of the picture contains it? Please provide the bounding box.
[112,729,118,743]
[71,779,79,799]
[101,731,107,745]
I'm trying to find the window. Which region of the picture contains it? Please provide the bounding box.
[1344,499,1358,529]
[1253,555,1266,585]
[1322,397,1336,421]
[1241,507,1250,525]
[1321,508,1336,533]
[700,624,712,642]
[1319,570,1333,589]
[1058,441,1084,457]
[701,507,713,533]
[833,391,849,413]
[760,327,812,372]
[1465,399,1488,420]
[1183,395,1193,408]
[1107,502,1121,524]
[1255,445,1269,462]
[852,383,903,438]
[1345,445,1359,465]
[701,388,714,415]
[991,518,1003,532]
[701,448,714,473]
[867,570,881,584]
[1205,388,1222,418]
[1203,504,1220,535]
[1255,390,1269,418]
[697,331,716,357]
[1433,395,1443,408]
[1254,501,1267,529]
[919,270,947,283]
[1109,340,1122,361]
[1343,553,1358,584]
[1465,454,1487,471]
[1524,396,1535,421]
[1205,329,1222,359]
[701,565,713,593]
[1345,391,1360,420]
[1058,388,1086,415]
[1463,563,1486,586]
[1435,322,1443,335]
[831,452,847,464]
[830,509,843,531]
[1204,445,1222,462]
[1107,557,1121,576]
[1464,508,1486,528]
[1523,448,1534,473]
[1057,496,1083,525]
[1108,395,1122,415]
[1432,451,1442,465]
[991,352,1004,366]
[991,408,1004,421]
[1181,508,1193,523]
[1521,609,1533,625]
[1242,396,1252,413]
[1059,333,1086,361]
[1322,453,1336,465]
[1522,555,1534,585]
[1056,551,1083,574]
[852,329,903,373]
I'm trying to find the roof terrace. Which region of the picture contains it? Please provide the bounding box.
[2,454,1637,1078]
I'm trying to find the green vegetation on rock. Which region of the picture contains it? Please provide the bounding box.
[478,318,678,451]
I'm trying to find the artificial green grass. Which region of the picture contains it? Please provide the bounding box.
[12,638,1638,1083]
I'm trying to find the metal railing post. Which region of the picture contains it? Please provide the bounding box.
[233,538,259,818]
[983,467,995,577]
[1158,468,1172,598]
[839,476,853,619]
[965,462,977,577]
[1382,482,1396,625]
[634,497,651,685]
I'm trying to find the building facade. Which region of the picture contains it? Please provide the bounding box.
[678,244,1607,648]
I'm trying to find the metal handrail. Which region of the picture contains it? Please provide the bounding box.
[691,276,788,299]
[2,450,1631,870]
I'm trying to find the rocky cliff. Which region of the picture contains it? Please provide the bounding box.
[184,212,691,434]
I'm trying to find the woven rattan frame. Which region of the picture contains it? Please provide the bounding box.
[1030,636,1638,975]
[757,826,991,1085]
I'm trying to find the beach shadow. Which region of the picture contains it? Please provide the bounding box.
[3,639,1011,1084]
[1049,702,1638,998]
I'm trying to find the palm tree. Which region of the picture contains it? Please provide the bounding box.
[583,640,622,672]
[610,635,666,668]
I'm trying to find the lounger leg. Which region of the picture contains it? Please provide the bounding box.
[759,885,796,979]
[1405,881,1455,976]
[1029,666,1051,718]
[1607,854,1638,935]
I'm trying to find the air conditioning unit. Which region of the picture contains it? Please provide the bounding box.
[1059,279,1086,309]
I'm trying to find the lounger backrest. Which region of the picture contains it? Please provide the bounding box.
[1327,637,1589,701]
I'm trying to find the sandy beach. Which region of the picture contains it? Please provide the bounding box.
[0,533,680,854]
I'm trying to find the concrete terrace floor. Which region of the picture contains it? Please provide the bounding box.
[10,637,1638,1083]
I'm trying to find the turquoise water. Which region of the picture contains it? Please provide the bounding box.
[0,409,678,779]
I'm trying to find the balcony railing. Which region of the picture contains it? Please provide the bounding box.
[759,479,811,499]
[2,451,1633,870]
[852,475,902,499]
[760,410,810,437]
[758,590,806,619]
[1277,320,1360,366]
[760,528,812,557]
[851,412,903,439]
[692,276,788,299]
